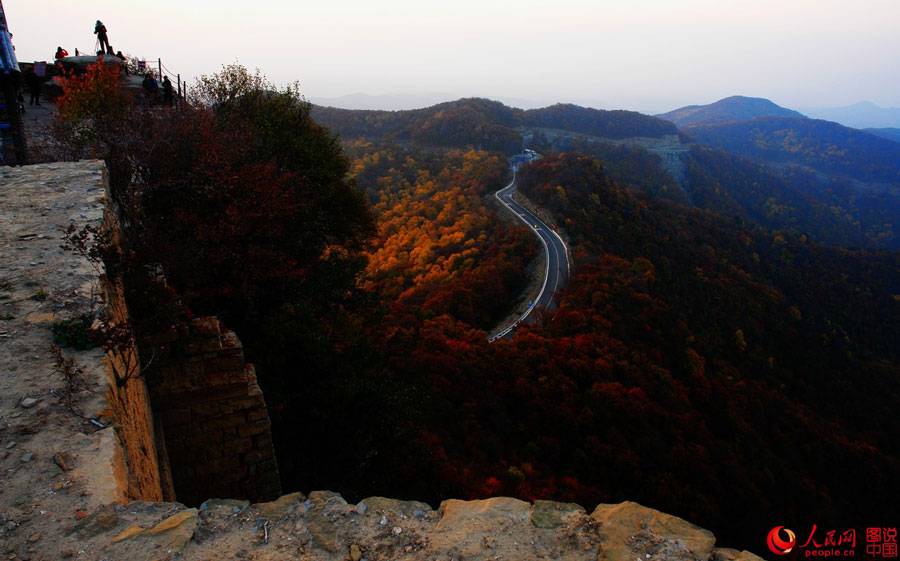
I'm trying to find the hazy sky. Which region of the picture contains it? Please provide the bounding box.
[4,0,899,113]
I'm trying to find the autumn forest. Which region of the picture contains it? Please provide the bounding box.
[52,65,900,553]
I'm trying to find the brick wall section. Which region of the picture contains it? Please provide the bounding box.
[143,317,281,506]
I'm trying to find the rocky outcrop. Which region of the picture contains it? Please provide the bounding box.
[45,493,765,561]
[592,501,717,561]
[54,55,126,75]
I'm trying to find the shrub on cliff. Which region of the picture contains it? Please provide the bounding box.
[136,64,375,328]
[48,62,131,160]
[55,62,131,124]
[49,62,376,348]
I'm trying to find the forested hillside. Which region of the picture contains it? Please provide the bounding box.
[682,145,900,248]
[520,103,677,139]
[316,97,900,250]
[349,144,536,330]
[264,146,900,553]
[533,135,900,249]
[286,106,900,554]
[685,115,900,183]
[865,127,900,143]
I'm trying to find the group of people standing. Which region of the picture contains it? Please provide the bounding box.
[48,20,119,68]
[142,72,176,105]
[27,19,179,107]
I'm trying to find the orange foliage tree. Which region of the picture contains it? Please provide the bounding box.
[55,62,130,123]
[347,145,536,329]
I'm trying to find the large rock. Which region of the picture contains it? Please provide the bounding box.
[436,497,532,531]
[56,55,125,75]
[591,501,716,561]
[112,508,198,554]
[70,504,119,539]
[360,496,432,518]
[253,491,304,521]
[303,507,340,552]
[532,500,586,529]
[714,547,767,561]
[301,491,347,552]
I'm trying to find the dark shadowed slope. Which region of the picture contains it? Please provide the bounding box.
[865,127,900,143]
[520,103,677,139]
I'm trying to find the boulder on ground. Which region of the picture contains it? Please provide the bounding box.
[55,55,126,76]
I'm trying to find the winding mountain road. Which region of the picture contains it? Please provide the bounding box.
[489,171,570,342]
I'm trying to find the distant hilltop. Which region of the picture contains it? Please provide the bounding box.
[799,100,900,129]
[655,94,900,186]
[655,95,805,127]
[656,95,900,131]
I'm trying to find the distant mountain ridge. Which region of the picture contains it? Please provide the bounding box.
[309,92,549,111]
[800,101,900,129]
[656,95,806,127]
[309,92,459,111]
[311,98,677,154]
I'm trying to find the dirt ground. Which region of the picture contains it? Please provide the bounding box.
[0,158,125,561]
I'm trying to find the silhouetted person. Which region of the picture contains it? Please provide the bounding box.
[142,72,159,103]
[162,76,174,105]
[115,51,128,75]
[55,46,68,60]
[25,70,41,106]
[94,20,110,54]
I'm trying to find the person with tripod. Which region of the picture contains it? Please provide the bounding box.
[94,20,110,54]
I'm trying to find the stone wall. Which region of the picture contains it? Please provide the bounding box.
[100,185,171,501]
[101,273,170,501]
[141,317,282,506]
[60,492,768,561]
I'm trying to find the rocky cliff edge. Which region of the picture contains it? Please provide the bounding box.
[69,492,766,561]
